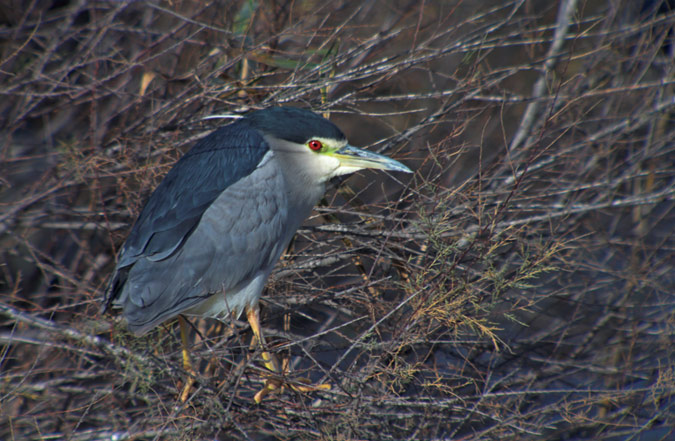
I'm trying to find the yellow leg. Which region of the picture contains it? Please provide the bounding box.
[246,305,330,403]
[178,316,197,402]
[246,305,281,373]
[246,305,283,402]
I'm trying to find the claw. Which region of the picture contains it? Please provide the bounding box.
[246,306,331,403]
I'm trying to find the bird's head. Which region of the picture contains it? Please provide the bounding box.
[243,107,412,183]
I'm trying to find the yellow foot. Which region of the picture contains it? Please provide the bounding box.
[252,357,331,403]
[253,377,282,404]
[246,305,330,403]
[254,376,331,403]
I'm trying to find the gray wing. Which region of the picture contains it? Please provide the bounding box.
[102,121,268,313]
[112,151,289,335]
[118,124,269,267]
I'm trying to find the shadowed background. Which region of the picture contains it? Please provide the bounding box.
[1,0,673,440]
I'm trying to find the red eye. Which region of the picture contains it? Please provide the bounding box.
[308,140,323,151]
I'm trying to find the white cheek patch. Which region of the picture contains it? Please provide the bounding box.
[331,164,364,177]
[314,153,343,181]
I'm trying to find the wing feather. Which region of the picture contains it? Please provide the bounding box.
[110,151,289,334]
[103,120,269,311]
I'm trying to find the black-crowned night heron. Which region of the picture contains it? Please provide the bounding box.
[102,106,411,401]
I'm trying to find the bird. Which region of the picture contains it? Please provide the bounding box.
[102,106,412,401]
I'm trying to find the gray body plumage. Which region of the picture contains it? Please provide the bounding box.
[103,106,410,336]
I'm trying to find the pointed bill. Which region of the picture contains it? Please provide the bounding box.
[331,145,412,173]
